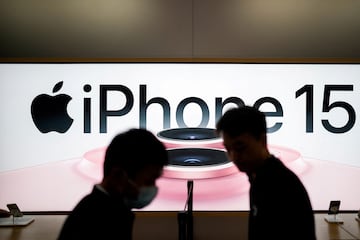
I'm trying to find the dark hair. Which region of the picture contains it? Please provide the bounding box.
[216,106,267,139]
[103,128,168,178]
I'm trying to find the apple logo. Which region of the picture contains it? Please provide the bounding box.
[31,81,73,133]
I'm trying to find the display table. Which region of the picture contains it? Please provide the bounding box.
[0,213,359,240]
[314,214,360,240]
[0,215,66,240]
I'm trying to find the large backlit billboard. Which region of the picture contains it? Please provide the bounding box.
[0,63,359,211]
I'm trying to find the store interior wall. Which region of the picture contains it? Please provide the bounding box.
[1,0,360,59]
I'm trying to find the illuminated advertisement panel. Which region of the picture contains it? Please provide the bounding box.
[0,63,359,211]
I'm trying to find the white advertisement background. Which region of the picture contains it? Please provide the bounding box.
[0,63,359,211]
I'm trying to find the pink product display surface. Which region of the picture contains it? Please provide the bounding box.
[1,144,359,211]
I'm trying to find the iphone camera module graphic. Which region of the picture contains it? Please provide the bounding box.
[157,128,238,179]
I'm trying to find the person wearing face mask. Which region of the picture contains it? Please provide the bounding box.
[58,128,168,240]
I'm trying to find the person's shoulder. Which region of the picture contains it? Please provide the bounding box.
[263,156,305,187]
[268,156,296,176]
[271,157,312,195]
[67,187,106,215]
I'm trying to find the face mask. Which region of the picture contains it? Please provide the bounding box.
[124,185,158,209]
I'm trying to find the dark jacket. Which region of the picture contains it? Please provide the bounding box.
[58,186,135,240]
[248,156,316,240]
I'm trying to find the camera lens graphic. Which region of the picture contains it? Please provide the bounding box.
[167,148,229,166]
[157,128,218,141]
[157,128,239,179]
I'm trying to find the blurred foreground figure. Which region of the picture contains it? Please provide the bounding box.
[216,106,316,240]
[58,129,168,240]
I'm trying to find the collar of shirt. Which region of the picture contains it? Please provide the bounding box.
[248,155,277,183]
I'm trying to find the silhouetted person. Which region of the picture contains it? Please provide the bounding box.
[58,129,168,240]
[216,106,316,240]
